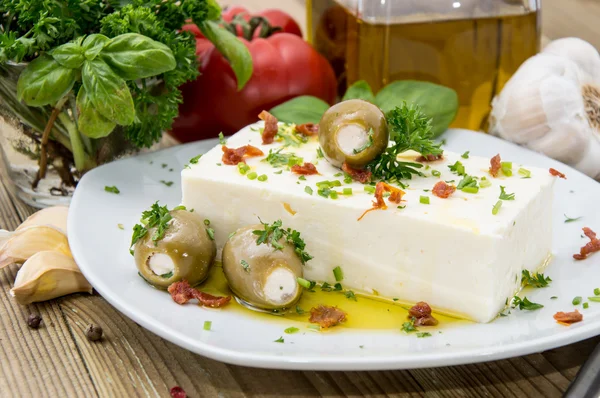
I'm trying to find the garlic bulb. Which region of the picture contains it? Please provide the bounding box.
[490,37,600,180]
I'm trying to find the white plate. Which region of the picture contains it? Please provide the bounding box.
[68,129,600,370]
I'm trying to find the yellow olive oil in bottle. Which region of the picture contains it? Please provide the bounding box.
[307,0,540,131]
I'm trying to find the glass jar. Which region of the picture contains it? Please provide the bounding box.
[307,0,541,131]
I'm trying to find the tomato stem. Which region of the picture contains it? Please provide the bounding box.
[222,14,281,40]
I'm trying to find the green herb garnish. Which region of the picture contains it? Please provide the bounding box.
[117,223,124,230]
[589,297,600,302]
[160,271,173,279]
[105,185,120,194]
[431,170,441,177]
[353,128,374,154]
[343,188,353,195]
[240,260,250,272]
[594,288,600,296]
[521,270,552,288]
[297,277,316,291]
[305,186,313,195]
[512,296,543,311]
[130,202,183,252]
[416,332,432,338]
[501,162,513,177]
[160,180,173,187]
[573,296,582,305]
[480,177,492,188]
[247,172,258,180]
[218,132,227,145]
[584,302,589,309]
[518,168,531,178]
[345,290,357,301]
[499,186,515,200]
[189,154,202,164]
[284,327,299,334]
[420,196,430,205]
[461,151,470,159]
[492,200,502,215]
[316,147,324,159]
[252,219,312,264]
[274,337,284,343]
[448,161,466,176]
[295,306,305,315]
[366,103,443,181]
[401,319,417,333]
[564,214,582,223]
[263,148,303,168]
[203,321,212,331]
[333,266,344,282]
[257,174,268,182]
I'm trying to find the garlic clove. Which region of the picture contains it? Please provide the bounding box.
[0,226,71,269]
[10,251,92,305]
[16,206,69,234]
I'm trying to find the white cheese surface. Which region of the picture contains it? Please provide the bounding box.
[182,122,554,322]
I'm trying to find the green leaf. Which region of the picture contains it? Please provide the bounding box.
[374,80,459,137]
[82,34,110,61]
[76,86,116,138]
[49,38,85,69]
[198,21,252,90]
[17,54,76,106]
[342,80,375,102]
[270,96,330,124]
[100,33,176,80]
[82,58,135,125]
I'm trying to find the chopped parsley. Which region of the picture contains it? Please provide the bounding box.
[274,337,285,343]
[189,154,202,164]
[161,163,167,168]
[295,306,305,315]
[461,151,470,159]
[564,214,582,223]
[160,180,174,187]
[130,202,185,253]
[284,327,299,334]
[298,175,306,181]
[512,296,543,311]
[275,123,309,147]
[499,186,515,200]
[218,132,227,145]
[333,266,344,282]
[263,148,303,168]
[160,271,173,279]
[416,332,432,338]
[345,290,357,301]
[448,161,466,176]
[353,128,374,154]
[401,318,417,333]
[240,260,250,272]
[589,297,600,302]
[203,321,212,331]
[521,270,552,288]
[366,104,443,181]
[104,185,120,194]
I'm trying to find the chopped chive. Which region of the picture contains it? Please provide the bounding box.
[461,151,470,159]
[307,325,320,331]
[305,186,313,195]
[258,174,268,182]
[595,288,600,296]
[329,191,338,199]
[295,306,305,315]
[316,180,331,189]
[206,228,215,240]
[343,188,353,195]
[588,297,600,302]
[333,266,344,282]
[344,175,353,184]
[431,170,441,177]
[204,219,210,226]
[492,200,502,215]
[247,172,258,180]
[237,163,250,175]
[297,277,312,289]
[416,332,432,338]
[216,163,222,166]
[480,177,492,188]
[564,214,582,223]
[584,302,590,309]
[501,161,513,177]
[333,172,343,177]
[284,327,299,334]
[218,132,226,145]
[420,196,430,205]
[117,223,124,230]
[274,337,284,343]
[274,170,283,174]
[330,180,342,187]
[461,186,479,194]
[345,290,357,301]
[160,180,174,187]
[573,296,582,305]
[240,259,250,272]
[551,296,558,299]
[364,185,376,194]
[203,321,212,331]
[317,188,330,198]
[104,185,120,194]
[518,168,531,178]
[316,147,324,159]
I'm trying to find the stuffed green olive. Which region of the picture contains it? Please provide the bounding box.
[134,209,216,289]
[319,99,389,168]
[222,225,303,311]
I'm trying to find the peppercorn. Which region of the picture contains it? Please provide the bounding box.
[27,314,42,329]
[85,324,103,341]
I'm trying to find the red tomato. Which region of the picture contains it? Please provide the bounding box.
[172,8,335,142]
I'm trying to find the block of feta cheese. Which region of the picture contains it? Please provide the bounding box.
[182,122,554,323]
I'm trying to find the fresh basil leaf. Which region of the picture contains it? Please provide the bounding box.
[76,86,116,138]
[374,80,459,137]
[270,96,330,124]
[49,38,85,69]
[100,33,176,80]
[342,80,375,103]
[82,34,110,61]
[82,58,135,125]
[198,21,252,90]
[16,54,76,106]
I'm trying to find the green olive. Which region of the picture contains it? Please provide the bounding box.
[134,209,216,289]
[319,99,389,168]
[222,225,303,311]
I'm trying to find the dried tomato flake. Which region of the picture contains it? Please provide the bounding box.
[358,182,405,221]
[258,110,278,144]
[342,162,372,183]
[416,154,443,162]
[432,181,456,199]
[408,301,439,326]
[573,227,600,260]
[489,154,501,177]
[295,123,319,136]
[309,305,346,328]
[549,168,567,179]
[168,281,231,308]
[170,386,187,398]
[553,310,583,325]
[291,162,319,175]
[221,145,264,165]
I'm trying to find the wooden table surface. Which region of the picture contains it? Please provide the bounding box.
[1,0,599,397]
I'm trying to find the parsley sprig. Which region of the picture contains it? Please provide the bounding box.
[521,270,552,288]
[253,219,313,264]
[130,202,185,253]
[367,103,443,181]
[512,296,543,311]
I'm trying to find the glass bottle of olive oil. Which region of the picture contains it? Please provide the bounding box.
[307,0,541,131]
